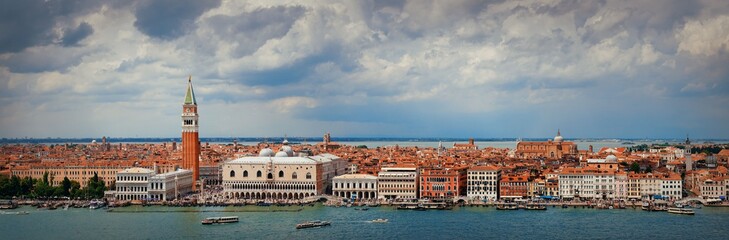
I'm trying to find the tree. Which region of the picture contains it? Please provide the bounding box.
[645,165,652,173]
[62,177,72,196]
[20,177,34,195]
[630,162,640,173]
[85,172,106,199]
[42,171,49,185]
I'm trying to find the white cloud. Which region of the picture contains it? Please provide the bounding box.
[1,0,729,138]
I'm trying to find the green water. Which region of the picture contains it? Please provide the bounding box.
[2,205,728,239]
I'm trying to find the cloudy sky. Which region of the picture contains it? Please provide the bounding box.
[1,0,728,139]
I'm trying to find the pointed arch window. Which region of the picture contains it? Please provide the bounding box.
[257,171,262,178]
[306,172,312,179]
[229,170,235,177]
[279,171,284,178]
[243,170,248,177]
[292,172,298,179]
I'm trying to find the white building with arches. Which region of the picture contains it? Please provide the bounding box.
[222,145,346,200]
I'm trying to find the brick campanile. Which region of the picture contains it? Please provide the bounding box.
[182,76,200,189]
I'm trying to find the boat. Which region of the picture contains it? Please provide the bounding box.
[256,201,271,207]
[641,201,668,212]
[201,216,239,225]
[354,207,369,211]
[496,203,519,210]
[296,220,331,229]
[667,208,695,215]
[89,200,106,210]
[0,211,29,215]
[370,218,388,223]
[525,203,547,210]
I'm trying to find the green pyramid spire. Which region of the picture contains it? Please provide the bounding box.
[184,75,197,105]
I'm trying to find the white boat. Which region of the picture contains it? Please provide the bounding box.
[202,216,239,225]
[296,220,331,229]
[371,218,388,223]
[89,200,106,210]
[667,208,695,215]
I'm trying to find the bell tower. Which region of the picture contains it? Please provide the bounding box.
[182,75,200,188]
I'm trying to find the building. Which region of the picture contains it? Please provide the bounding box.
[181,76,201,188]
[378,165,419,200]
[453,138,478,151]
[699,177,725,201]
[10,163,179,188]
[114,167,193,201]
[419,167,467,200]
[628,172,683,201]
[332,174,378,200]
[500,172,530,200]
[466,165,501,201]
[515,130,578,159]
[222,144,347,200]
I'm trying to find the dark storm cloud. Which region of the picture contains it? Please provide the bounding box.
[61,22,94,46]
[0,0,102,53]
[207,6,306,57]
[133,0,221,40]
[240,44,350,88]
[0,47,91,73]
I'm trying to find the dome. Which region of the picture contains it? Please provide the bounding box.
[606,154,618,162]
[282,139,289,145]
[554,129,563,143]
[280,145,294,157]
[259,148,274,157]
[275,151,289,157]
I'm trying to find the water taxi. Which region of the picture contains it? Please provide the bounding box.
[370,218,389,223]
[525,203,547,210]
[89,200,106,210]
[667,208,695,215]
[496,203,519,210]
[201,216,239,225]
[296,220,331,229]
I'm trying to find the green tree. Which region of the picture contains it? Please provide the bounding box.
[42,171,49,185]
[20,177,34,195]
[630,162,640,173]
[85,172,106,199]
[10,175,21,196]
[62,177,72,196]
[645,165,652,173]
[0,175,10,197]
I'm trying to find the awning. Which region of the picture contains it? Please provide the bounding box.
[540,196,554,199]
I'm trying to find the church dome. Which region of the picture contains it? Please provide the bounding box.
[606,154,618,162]
[554,129,563,143]
[259,148,274,157]
[275,151,289,157]
[280,145,294,157]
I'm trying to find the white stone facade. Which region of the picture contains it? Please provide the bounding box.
[466,166,501,201]
[377,166,419,200]
[222,150,346,200]
[332,174,378,200]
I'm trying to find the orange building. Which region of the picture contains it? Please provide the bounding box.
[419,167,467,199]
[181,76,200,187]
[515,130,578,159]
[499,172,530,200]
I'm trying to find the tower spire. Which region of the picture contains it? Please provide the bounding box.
[184,76,197,105]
